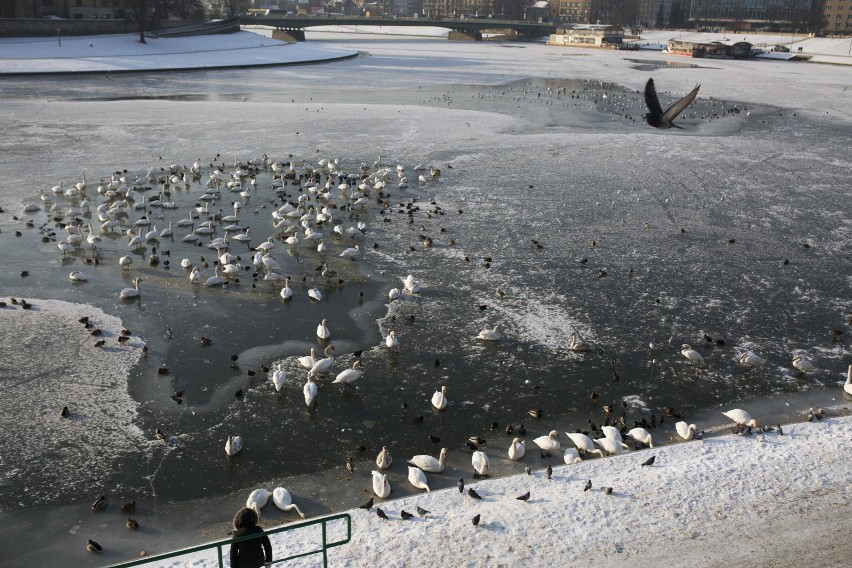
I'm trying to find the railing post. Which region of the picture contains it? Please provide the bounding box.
[322,518,328,567]
[217,543,223,567]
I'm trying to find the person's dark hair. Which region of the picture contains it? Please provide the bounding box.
[233,507,259,529]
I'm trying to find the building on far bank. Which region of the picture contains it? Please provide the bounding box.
[555,0,592,24]
[823,0,852,33]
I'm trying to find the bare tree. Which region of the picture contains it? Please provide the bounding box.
[127,0,149,44]
[223,0,246,16]
[169,0,205,19]
[807,0,825,34]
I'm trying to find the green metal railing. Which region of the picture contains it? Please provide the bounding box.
[105,513,351,568]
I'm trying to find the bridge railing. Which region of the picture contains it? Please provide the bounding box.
[104,512,352,568]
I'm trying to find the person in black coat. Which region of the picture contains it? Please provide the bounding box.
[230,507,272,568]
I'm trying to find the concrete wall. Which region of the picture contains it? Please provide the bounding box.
[0,19,193,38]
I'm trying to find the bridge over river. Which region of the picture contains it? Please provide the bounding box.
[239,15,556,42]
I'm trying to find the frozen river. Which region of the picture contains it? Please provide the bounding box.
[1,31,851,566]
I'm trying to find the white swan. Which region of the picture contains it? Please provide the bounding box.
[69,271,88,282]
[431,385,447,410]
[376,446,392,470]
[298,348,317,370]
[316,318,331,340]
[339,245,359,259]
[407,465,430,492]
[303,376,318,407]
[246,488,271,515]
[563,447,582,464]
[600,425,624,444]
[180,258,193,269]
[271,364,286,392]
[371,470,391,499]
[508,438,526,461]
[681,344,704,365]
[477,325,502,341]
[722,408,758,428]
[204,267,224,287]
[568,332,590,352]
[627,427,654,448]
[388,288,401,301]
[308,288,322,302]
[471,450,490,476]
[333,361,362,385]
[272,487,305,518]
[189,267,201,284]
[408,448,447,473]
[385,331,399,349]
[119,278,141,300]
[845,365,852,396]
[792,355,816,372]
[594,436,625,456]
[225,435,243,456]
[565,432,603,456]
[280,277,293,300]
[308,345,335,377]
[738,351,766,366]
[675,421,699,441]
[532,430,561,452]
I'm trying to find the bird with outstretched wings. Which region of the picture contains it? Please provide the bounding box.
[644,78,700,129]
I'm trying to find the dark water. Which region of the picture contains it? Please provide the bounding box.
[1,40,851,567]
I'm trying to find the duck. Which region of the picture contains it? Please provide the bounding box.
[280,277,293,300]
[69,270,88,282]
[385,331,399,349]
[376,446,392,470]
[119,278,142,300]
[225,435,243,456]
[271,364,286,392]
[568,332,590,352]
[627,427,654,448]
[407,465,430,492]
[308,345,335,377]
[471,450,490,476]
[722,409,758,428]
[675,421,699,441]
[792,354,816,372]
[845,364,852,396]
[431,385,448,410]
[246,488,272,515]
[680,344,704,365]
[532,430,561,452]
[86,539,103,553]
[737,351,766,366]
[316,318,331,340]
[371,470,392,499]
[477,325,502,341]
[508,438,526,461]
[298,348,318,370]
[563,447,582,464]
[303,376,318,407]
[593,436,626,456]
[408,448,448,473]
[272,487,306,519]
[307,287,322,302]
[91,495,107,511]
[565,432,603,457]
[333,361,363,385]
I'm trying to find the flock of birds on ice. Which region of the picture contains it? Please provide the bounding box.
[7,145,852,556]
